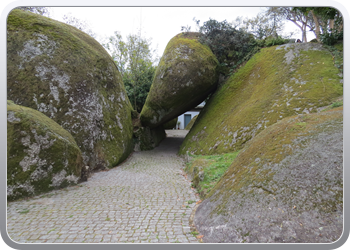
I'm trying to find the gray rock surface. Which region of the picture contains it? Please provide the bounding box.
[7,9,134,172]
[193,108,343,243]
[7,100,83,201]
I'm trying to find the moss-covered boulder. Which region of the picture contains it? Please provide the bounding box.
[140,32,219,128]
[7,101,83,201]
[179,43,343,155]
[7,10,134,171]
[184,114,198,130]
[163,117,178,129]
[194,107,343,243]
[133,126,166,151]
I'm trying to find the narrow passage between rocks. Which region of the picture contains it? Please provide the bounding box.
[7,130,200,243]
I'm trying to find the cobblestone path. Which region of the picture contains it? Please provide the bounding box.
[6,130,200,243]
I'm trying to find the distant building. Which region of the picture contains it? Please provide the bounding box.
[176,102,205,129]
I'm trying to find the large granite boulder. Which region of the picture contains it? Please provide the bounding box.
[163,117,178,129]
[7,101,83,201]
[184,114,198,130]
[7,10,134,171]
[133,126,166,151]
[194,108,343,243]
[140,32,219,128]
[179,43,343,155]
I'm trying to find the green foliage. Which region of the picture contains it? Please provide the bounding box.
[323,43,343,73]
[123,63,156,112]
[196,18,256,73]
[103,32,158,112]
[253,36,289,52]
[263,36,289,47]
[288,7,342,43]
[320,29,343,46]
[193,18,289,78]
[241,8,287,40]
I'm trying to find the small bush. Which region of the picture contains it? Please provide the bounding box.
[197,19,256,75]
[264,36,289,47]
[320,29,343,46]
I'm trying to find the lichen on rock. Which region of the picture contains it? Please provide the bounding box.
[7,100,83,201]
[193,107,343,243]
[140,32,219,128]
[184,115,198,130]
[7,9,134,171]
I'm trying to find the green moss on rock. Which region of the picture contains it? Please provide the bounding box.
[7,9,134,171]
[184,115,198,130]
[193,108,343,243]
[133,126,166,151]
[185,152,240,199]
[163,117,178,129]
[140,32,219,128]
[179,43,343,156]
[7,100,83,201]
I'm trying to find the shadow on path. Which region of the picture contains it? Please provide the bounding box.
[6,129,200,244]
[155,130,188,154]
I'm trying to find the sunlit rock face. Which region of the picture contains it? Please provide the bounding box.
[7,9,134,171]
[140,32,219,128]
[7,101,83,200]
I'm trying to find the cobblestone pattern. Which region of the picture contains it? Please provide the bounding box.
[7,131,200,243]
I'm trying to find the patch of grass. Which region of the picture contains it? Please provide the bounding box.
[186,151,240,198]
[191,231,199,237]
[187,200,196,204]
[331,100,343,108]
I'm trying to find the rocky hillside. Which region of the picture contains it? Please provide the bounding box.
[7,9,134,171]
[179,43,343,156]
[193,107,343,243]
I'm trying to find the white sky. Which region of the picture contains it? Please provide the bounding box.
[47,7,309,58]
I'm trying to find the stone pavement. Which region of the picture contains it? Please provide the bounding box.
[6,130,201,243]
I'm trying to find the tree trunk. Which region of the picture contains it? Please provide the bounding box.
[310,10,321,42]
[287,12,307,42]
[302,29,307,42]
[329,19,335,31]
